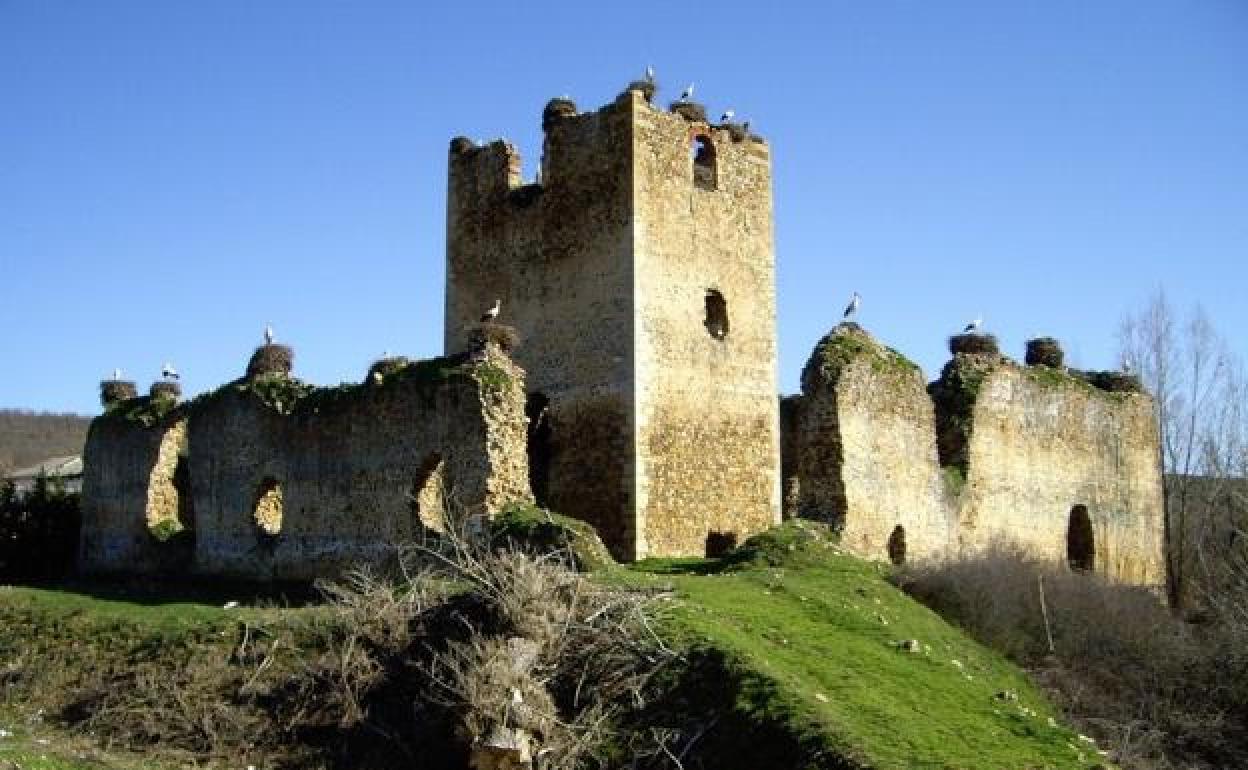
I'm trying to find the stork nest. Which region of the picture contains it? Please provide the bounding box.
[949,333,1000,356]
[721,121,750,142]
[149,381,182,401]
[246,344,294,381]
[449,136,476,155]
[622,79,656,103]
[669,101,708,123]
[1078,370,1145,394]
[367,356,411,383]
[470,323,521,354]
[1025,337,1065,368]
[99,380,138,407]
[542,98,578,131]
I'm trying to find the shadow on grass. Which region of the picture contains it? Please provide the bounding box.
[6,575,320,608]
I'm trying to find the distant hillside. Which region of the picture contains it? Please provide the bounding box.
[0,409,92,476]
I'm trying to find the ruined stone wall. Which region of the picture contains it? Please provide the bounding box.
[631,92,780,557]
[783,326,1164,583]
[444,99,637,557]
[959,364,1165,584]
[792,326,952,564]
[80,351,531,581]
[80,413,190,573]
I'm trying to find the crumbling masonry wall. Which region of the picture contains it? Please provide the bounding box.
[792,325,952,564]
[81,350,532,581]
[786,324,1164,584]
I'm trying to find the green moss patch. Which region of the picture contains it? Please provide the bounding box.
[801,324,920,394]
[490,503,614,572]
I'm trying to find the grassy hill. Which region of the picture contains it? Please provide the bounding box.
[0,526,1109,769]
[0,409,91,477]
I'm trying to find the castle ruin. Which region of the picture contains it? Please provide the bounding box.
[79,82,1165,585]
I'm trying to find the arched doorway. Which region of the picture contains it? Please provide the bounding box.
[887,525,907,565]
[1067,505,1094,572]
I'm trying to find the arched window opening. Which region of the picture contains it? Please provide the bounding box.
[704,290,729,340]
[887,525,907,565]
[705,530,738,558]
[1067,504,1095,572]
[253,477,283,538]
[411,453,447,533]
[692,135,717,191]
[526,393,553,507]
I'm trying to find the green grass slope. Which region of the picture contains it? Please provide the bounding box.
[618,525,1108,769]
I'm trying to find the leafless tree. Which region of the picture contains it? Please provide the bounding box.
[1119,290,1248,608]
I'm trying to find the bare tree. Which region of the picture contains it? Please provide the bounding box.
[1119,290,1248,608]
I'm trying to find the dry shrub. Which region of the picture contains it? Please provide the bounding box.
[948,333,1000,356]
[37,529,671,768]
[246,344,293,381]
[669,101,708,123]
[99,380,137,406]
[470,323,521,354]
[1025,337,1065,368]
[898,542,1248,769]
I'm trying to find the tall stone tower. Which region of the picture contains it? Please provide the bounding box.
[445,85,779,560]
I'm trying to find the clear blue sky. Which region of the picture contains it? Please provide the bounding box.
[2,1,1245,414]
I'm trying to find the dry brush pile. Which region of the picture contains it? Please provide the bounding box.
[4,537,680,769]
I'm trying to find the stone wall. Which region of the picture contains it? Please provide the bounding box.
[632,92,781,557]
[784,325,1164,584]
[446,87,780,559]
[80,349,532,581]
[792,325,952,564]
[957,363,1165,584]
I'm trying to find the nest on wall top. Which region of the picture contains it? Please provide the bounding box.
[367,356,412,382]
[622,79,656,103]
[1025,337,1065,368]
[542,98,578,131]
[669,101,708,123]
[149,381,182,401]
[99,380,138,407]
[469,323,521,354]
[948,333,1000,356]
[246,344,294,381]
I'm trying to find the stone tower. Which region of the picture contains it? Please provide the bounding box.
[445,85,779,560]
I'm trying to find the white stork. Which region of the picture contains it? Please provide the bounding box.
[480,299,501,323]
[161,362,179,380]
[680,83,695,101]
[720,109,735,123]
[962,315,983,334]
[264,324,275,345]
[843,292,861,320]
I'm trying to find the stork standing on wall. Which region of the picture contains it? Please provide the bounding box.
[680,83,695,102]
[264,323,275,345]
[962,315,983,334]
[161,362,179,380]
[720,109,735,123]
[645,65,656,84]
[843,291,861,320]
[112,368,122,381]
[480,299,501,323]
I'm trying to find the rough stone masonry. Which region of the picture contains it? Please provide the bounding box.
[80,81,1163,584]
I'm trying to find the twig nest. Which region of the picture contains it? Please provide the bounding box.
[622,79,656,103]
[1025,337,1064,368]
[1079,370,1144,394]
[449,136,476,155]
[669,101,708,123]
[366,356,411,383]
[542,97,578,131]
[246,344,294,381]
[721,121,750,142]
[99,380,138,407]
[949,333,1000,356]
[470,323,521,354]
[149,381,182,401]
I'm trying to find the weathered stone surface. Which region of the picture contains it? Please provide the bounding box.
[446,89,780,559]
[81,348,532,581]
[784,324,1164,585]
